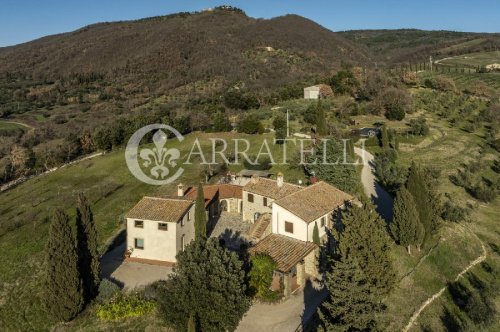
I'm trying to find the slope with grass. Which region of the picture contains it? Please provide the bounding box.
[378,112,499,331]
[436,50,500,68]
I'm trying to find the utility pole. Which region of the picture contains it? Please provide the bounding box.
[286,109,290,137]
[429,56,433,72]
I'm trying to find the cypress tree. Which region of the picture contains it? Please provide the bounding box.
[313,221,320,245]
[316,99,329,136]
[406,162,439,243]
[76,193,100,302]
[380,125,389,149]
[390,187,420,254]
[318,203,395,330]
[43,209,83,321]
[194,183,207,238]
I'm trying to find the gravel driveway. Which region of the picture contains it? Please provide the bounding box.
[354,147,393,221]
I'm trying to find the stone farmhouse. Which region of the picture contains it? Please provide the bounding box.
[125,173,353,297]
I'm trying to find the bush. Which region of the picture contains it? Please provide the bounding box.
[328,70,359,96]
[425,75,457,93]
[223,90,260,110]
[96,293,155,321]
[249,254,281,302]
[375,87,410,121]
[409,117,430,136]
[441,200,470,222]
[238,114,264,134]
[470,182,497,203]
[96,279,120,304]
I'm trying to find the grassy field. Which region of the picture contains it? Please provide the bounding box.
[438,51,500,68]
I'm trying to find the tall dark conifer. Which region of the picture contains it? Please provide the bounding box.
[76,193,100,302]
[381,125,389,149]
[318,202,395,330]
[312,221,320,246]
[194,183,207,238]
[316,99,328,136]
[406,162,439,243]
[391,186,421,254]
[43,209,83,321]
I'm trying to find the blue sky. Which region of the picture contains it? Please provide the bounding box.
[1,0,499,47]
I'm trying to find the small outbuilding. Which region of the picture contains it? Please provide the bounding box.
[303,84,333,99]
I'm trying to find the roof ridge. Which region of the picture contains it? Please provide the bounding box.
[144,196,194,202]
[275,181,323,202]
[258,176,303,188]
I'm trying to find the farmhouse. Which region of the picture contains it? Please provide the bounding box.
[125,173,354,297]
[125,197,195,265]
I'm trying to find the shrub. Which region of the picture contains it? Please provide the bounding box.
[96,293,155,321]
[470,182,497,203]
[425,75,457,93]
[238,114,264,134]
[409,117,430,136]
[375,87,410,121]
[96,279,120,304]
[441,201,470,222]
[248,254,281,302]
[328,70,359,96]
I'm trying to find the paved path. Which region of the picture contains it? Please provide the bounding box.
[237,282,327,332]
[354,147,393,221]
[100,243,173,289]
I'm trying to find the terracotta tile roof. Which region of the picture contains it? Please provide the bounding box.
[183,184,242,207]
[243,177,302,200]
[125,197,193,222]
[183,186,219,208]
[275,181,353,223]
[249,234,317,272]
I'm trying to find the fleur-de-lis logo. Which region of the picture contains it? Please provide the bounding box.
[125,124,184,185]
[139,130,180,179]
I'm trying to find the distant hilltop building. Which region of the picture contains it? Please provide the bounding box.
[303,84,333,99]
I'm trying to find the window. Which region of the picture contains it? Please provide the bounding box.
[263,197,267,207]
[248,193,254,203]
[181,217,185,227]
[134,238,144,249]
[134,220,144,228]
[285,221,294,233]
[321,217,326,227]
[187,210,191,221]
[158,222,168,231]
[181,235,186,251]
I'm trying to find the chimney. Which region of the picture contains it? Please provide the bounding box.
[251,174,258,184]
[177,183,184,197]
[277,172,284,188]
